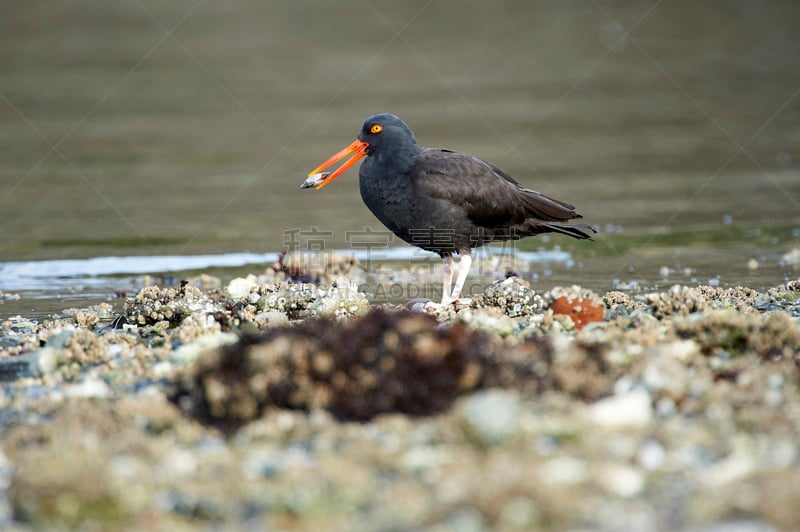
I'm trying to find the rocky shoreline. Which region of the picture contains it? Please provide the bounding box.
[1,253,799,530]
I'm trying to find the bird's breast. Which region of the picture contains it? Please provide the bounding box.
[359,164,417,233]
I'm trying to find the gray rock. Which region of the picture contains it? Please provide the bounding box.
[0,347,62,381]
[589,388,653,429]
[45,329,75,349]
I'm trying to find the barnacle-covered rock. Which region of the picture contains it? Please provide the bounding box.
[645,284,707,319]
[124,285,214,327]
[224,278,370,325]
[1,317,48,359]
[694,285,761,312]
[474,276,544,317]
[546,286,605,330]
[172,314,222,346]
[308,277,370,319]
[548,337,622,400]
[77,311,101,328]
[61,303,115,329]
[603,290,646,315]
[252,282,317,319]
[65,330,111,366]
[546,285,604,307]
[550,298,604,330]
[766,280,800,316]
[674,309,800,361]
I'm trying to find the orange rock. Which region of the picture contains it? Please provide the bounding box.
[551,296,605,330]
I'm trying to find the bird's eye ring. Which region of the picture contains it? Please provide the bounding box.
[370,124,383,134]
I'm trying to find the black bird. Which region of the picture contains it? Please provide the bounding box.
[302,113,595,305]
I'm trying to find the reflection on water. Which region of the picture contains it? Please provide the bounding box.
[0,1,798,314]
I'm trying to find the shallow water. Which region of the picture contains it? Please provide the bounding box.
[1,1,799,316]
[1,240,797,321]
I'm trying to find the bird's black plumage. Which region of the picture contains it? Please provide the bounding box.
[355,113,595,256]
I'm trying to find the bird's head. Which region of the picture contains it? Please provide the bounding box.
[357,113,417,155]
[301,113,417,190]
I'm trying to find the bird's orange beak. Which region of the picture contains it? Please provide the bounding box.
[305,139,369,190]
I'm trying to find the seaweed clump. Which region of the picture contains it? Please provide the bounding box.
[172,310,503,427]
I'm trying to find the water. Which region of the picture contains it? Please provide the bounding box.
[1,1,799,318]
[0,247,573,318]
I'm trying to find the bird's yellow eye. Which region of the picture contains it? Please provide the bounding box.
[370,124,383,134]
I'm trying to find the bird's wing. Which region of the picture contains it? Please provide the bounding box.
[413,148,580,227]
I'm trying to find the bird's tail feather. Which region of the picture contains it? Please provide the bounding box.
[544,222,597,241]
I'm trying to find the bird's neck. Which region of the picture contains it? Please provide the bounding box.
[367,143,420,176]
[359,143,419,211]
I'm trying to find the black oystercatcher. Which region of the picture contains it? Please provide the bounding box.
[302,113,595,305]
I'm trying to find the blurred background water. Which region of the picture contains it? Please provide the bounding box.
[1,0,799,317]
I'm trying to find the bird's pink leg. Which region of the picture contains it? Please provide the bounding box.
[451,252,472,300]
[441,255,453,304]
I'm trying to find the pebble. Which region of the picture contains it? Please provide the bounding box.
[46,329,75,349]
[637,439,666,471]
[254,311,289,327]
[697,451,756,488]
[436,507,485,532]
[589,388,653,429]
[498,496,539,529]
[64,375,112,398]
[151,361,174,379]
[457,389,522,446]
[401,446,450,475]
[595,463,645,497]
[160,448,199,479]
[539,457,588,485]
[663,339,700,361]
